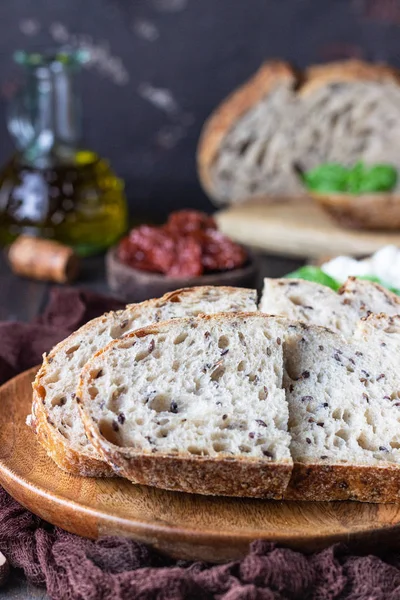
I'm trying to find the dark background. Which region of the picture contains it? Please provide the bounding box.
[0,0,399,219]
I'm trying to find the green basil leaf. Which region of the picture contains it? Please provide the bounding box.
[285,266,341,291]
[346,161,364,194]
[302,161,397,194]
[356,164,397,194]
[302,163,348,193]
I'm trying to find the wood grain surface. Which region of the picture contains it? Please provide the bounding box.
[216,198,400,259]
[2,368,400,562]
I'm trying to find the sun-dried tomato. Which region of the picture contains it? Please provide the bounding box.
[118,210,247,277]
[167,236,203,277]
[166,210,217,236]
[202,229,248,271]
[118,226,176,273]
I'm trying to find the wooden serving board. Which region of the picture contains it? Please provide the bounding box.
[2,368,400,562]
[216,198,400,259]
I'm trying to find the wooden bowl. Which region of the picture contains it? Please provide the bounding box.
[106,246,259,303]
[310,191,400,230]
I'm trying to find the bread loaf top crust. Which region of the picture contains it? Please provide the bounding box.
[301,59,400,97]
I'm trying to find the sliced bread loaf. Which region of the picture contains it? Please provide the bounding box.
[198,59,400,205]
[284,318,400,502]
[260,276,400,336]
[31,286,257,477]
[77,309,400,501]
[77,313,292,498]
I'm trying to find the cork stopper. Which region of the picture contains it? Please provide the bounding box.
[8,235,80,284]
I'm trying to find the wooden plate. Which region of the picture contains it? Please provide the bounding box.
[2,368,400,562]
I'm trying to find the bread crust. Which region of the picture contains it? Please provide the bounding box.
[150,285,257,310]
[197,61,297,200]
[301,59,400,97]
[31,287,257,477]
[339,277,400,307]
[31,311,133,477]
[31,386,115,477]
[286,462,400,503]
[84,422,292,498]
[77,312,293,498]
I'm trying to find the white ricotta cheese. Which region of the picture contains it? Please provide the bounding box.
[321,245,400,289]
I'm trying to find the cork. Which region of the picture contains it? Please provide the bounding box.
[8,235,80,284]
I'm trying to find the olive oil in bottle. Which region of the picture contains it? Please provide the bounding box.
[0,49,127,256]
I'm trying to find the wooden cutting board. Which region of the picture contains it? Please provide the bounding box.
[2,368,400,563]
[216,198,400,258]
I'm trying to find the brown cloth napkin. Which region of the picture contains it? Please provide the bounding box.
[1,288,400,599]
[0,287,124,384]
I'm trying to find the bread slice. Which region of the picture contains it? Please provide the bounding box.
[198,59,400,205]
[260,278,357,336]
[197,61,299,203]
[31,286,257,477]
[284,318,400,502]
[77,313,293,498]
[260,276,400,336]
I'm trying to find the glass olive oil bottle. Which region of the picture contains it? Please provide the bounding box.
[0,49,127,256]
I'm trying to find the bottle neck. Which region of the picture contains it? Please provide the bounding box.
[10,65,83,168]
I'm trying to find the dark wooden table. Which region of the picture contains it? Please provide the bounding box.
[1,250,303,599]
